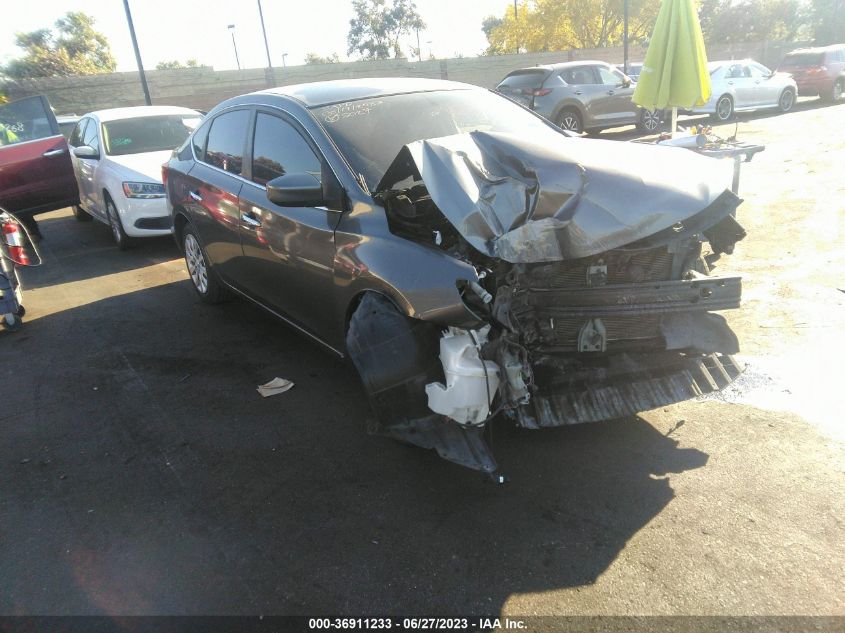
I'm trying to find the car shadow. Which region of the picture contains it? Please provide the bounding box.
[1,272,709,615]
[19,208,180,291]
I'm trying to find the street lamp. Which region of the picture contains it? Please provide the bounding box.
[228,24,241,70]
[122,0,151,105]
[282,53,288,69]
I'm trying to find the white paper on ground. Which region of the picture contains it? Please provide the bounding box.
[257,377,295,398]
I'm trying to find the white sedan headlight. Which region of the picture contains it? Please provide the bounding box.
[122,182,165,198]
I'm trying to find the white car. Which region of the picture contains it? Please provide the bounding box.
[691,59,798,122]
[68,106,202,249]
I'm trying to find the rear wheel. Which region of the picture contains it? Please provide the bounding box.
[105,196,131,250]
[183,227,226,304]
[72,205,92,222]
[778,88,796,112]
[711,95,734,122]
[2,313,22,332]
[556,109,583,134]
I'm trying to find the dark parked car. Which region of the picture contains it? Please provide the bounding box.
[165,78,746,473]
[777,44,845,102]
[0,96,78,235]
[495,61,663,134]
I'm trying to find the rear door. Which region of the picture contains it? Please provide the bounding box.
[0,95,78,215]
[558,65,606,127]
[185,108,251,283]
[236,109,342,339]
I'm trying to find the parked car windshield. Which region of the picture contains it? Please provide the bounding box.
[314,89,554,190]
[780,53,823,67]
[102,114,202,156]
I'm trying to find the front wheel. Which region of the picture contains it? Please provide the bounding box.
[105,197,132,250]
[183,227,226,304]
[778,88,796,112]
[830,80,843,102]
[711,95,734,122]
[637,108,663,133]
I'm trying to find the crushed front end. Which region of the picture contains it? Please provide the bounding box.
[356,131,748,473]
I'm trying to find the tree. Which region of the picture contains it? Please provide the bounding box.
[304,52,341,64]
[805,0,844,45]
[700,0,806,44]
[156,59,200,70]
[483,0,658,55]
[1,12,116,80]
[347,0,426,60]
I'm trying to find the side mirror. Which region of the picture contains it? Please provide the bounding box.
[73,145,99,159]
[621,77,632,88]
[266,173,323,207]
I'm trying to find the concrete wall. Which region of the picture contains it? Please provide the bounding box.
[3,40,806,115]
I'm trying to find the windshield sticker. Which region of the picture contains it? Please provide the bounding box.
[322,100,383,123]
[112,137,133,146]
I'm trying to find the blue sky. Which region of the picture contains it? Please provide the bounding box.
[0,0,513,71]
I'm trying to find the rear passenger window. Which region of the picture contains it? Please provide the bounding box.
[560,67,597,85]
[251,113,321,187]
[204,109,250,175]
[190,120,210,160]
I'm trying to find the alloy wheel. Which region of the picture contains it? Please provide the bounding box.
[716,96,733,121]
[780,90,795,112]
[559,113,581,133]
[184,233,209,294]
[642,109,661,132]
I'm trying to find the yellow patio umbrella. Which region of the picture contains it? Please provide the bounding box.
[632,0,711,135]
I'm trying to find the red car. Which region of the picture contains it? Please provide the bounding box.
[777,44,845,102]
[0,95,79,236]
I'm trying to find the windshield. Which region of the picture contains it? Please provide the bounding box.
[313,89,555,190]
[103,114,202,156]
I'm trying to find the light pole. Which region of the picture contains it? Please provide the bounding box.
[228,24,241,70]
[623,0,629,75]
[122,0,151,105]
[257,0,272,68]
[416,28,422,62]
[514,0,519,54]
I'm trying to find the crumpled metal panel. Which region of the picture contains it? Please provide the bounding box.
[515,353,743,429]
[377,131,739,263]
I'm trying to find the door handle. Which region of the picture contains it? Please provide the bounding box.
[42,148,66,157]
[189,191,202,202]
[727,81,734,85]
[574,91,582,95]
[607,90,615,95]
[241,212,261,227]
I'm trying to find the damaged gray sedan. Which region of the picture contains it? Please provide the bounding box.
[165,78,746,473]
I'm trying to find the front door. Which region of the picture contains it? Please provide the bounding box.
[69,117,105,218]
[0,95,77,215]
[236,110,342,341]
[725,63,756,108]
[595,65,639,125]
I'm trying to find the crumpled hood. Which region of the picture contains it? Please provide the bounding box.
[377,131,739,263]
[106,150,172,183]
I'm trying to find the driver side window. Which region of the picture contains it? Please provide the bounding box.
[597,66,625,86]
[69,119,89,147]
[251,113,322,187]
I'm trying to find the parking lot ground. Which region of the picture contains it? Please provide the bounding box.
[1,98,844,618]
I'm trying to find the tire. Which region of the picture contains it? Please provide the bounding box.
[105,196,132,250]
[182,226,226,304]
[778,88,796,112]
[637,108,663,133]
[2,313,22,332]
[711,95,734,122]
[830,79,844,102]
[556,109,583,134]
[72,205,92,222]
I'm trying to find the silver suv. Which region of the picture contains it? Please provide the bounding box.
[496,61,663,134]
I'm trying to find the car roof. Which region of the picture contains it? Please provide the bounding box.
[253,78,478,108]
[506,60,611,74]
[785,44,845,55]
[86,105,201,122]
